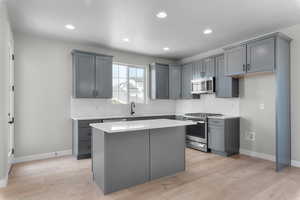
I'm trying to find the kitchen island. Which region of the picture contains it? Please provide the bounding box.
[90,119,195,194]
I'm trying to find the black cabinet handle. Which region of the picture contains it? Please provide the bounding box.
[247,64,251,71]
[243,64,246,71]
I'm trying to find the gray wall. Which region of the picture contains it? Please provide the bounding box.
[14,33,176,158]
[0,1,13,181]
[239,75,276,156]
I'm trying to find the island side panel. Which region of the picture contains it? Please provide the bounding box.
[149,127,186,180]
[104,130,150,194]
[92,128,105,191]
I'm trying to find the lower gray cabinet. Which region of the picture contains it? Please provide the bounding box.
[208,118,240,156]
[73,119,102,159]
[149,127,185,180]
[215,54,239,98]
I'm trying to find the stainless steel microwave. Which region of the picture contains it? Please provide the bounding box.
[191,77,215,94]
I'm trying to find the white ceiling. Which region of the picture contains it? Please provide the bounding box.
[7,0,300,59]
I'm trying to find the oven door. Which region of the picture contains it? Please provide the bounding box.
[186,120,207,143]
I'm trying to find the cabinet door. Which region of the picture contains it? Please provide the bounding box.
[181,64,193,99]
[156,64,169,99]
[95,55,112,98]
[203,57,215,77]
[224,45,246,76]
[208,126,225,152]
[246,37,275,73]
[73,53,95,98]
[192,61,202,80]
[169,64,182,99]
[215,55,239,98]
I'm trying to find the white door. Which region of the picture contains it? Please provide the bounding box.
[8,43,14,163]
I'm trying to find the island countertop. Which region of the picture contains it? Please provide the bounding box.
[90,119,196,133]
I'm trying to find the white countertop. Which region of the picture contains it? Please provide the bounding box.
[207,115,240,119]
[90,119,196,133]
[71,113,175,120]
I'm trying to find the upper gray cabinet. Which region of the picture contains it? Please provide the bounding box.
[246,37,275,73]
[203,57,215,77]
[181,63,193,99]
[149,63,169,99]
[224,45,247,76]
[215,55,239,98]
[169,64,182,99]
[72,50,113,98]
[224,36,276,76]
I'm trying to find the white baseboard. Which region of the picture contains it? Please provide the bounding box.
[240,149,300,168]
[13,149,72,164]
[0,176,8,188]
[240,149,276,162]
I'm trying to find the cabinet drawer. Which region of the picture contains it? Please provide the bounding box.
[78,120,101,128]
[208,119,224,127]
[78,141,91,155]
[78,128,92,141]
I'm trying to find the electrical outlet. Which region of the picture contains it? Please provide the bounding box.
[245,131,255,141]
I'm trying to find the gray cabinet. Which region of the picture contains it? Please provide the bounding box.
[181,63,193,99]
[73,119,102,159]
[203,57,215,77]
[224,45,247,76]
[246,37,275,73]
[192,60,203,80]
[73,52,95,98]
[208,118,240,156]
[224,37,276,76]
[149,63,169,99]
[169,64,182,99]
[95,55,113,98]
[215,55,239,98]
[72,50,113,98]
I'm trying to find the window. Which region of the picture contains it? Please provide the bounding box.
[112,63,146,104]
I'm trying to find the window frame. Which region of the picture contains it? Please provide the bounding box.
[112,62,147,104]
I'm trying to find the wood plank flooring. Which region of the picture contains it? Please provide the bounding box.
[1,149,300,200]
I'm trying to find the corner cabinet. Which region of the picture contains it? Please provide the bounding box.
[224,36,276,76]
[72,50,113,98]
[149,63,169,99]
[215,55,239,98]
[169,64,182,99]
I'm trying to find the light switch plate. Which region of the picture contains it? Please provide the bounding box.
[259,103,265,110]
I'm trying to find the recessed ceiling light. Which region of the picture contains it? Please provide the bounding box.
[203,28,213,35]
[163,47,170,51]
[122,38,130,42]
[65,24,75,30]
[156,11,167,19]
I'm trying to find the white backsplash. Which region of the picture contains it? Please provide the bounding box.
[71,95,239,118]
[71,98,176,118]
[175,94,240,115]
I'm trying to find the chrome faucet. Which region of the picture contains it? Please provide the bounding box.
[130,102,136,115]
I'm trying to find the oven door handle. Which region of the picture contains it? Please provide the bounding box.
[196,121,205,124]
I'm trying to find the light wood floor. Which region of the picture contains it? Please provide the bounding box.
[1,149,300,200]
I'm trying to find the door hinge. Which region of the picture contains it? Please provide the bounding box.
[12,54,15,61]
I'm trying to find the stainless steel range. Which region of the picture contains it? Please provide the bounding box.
[184,113,223,152]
